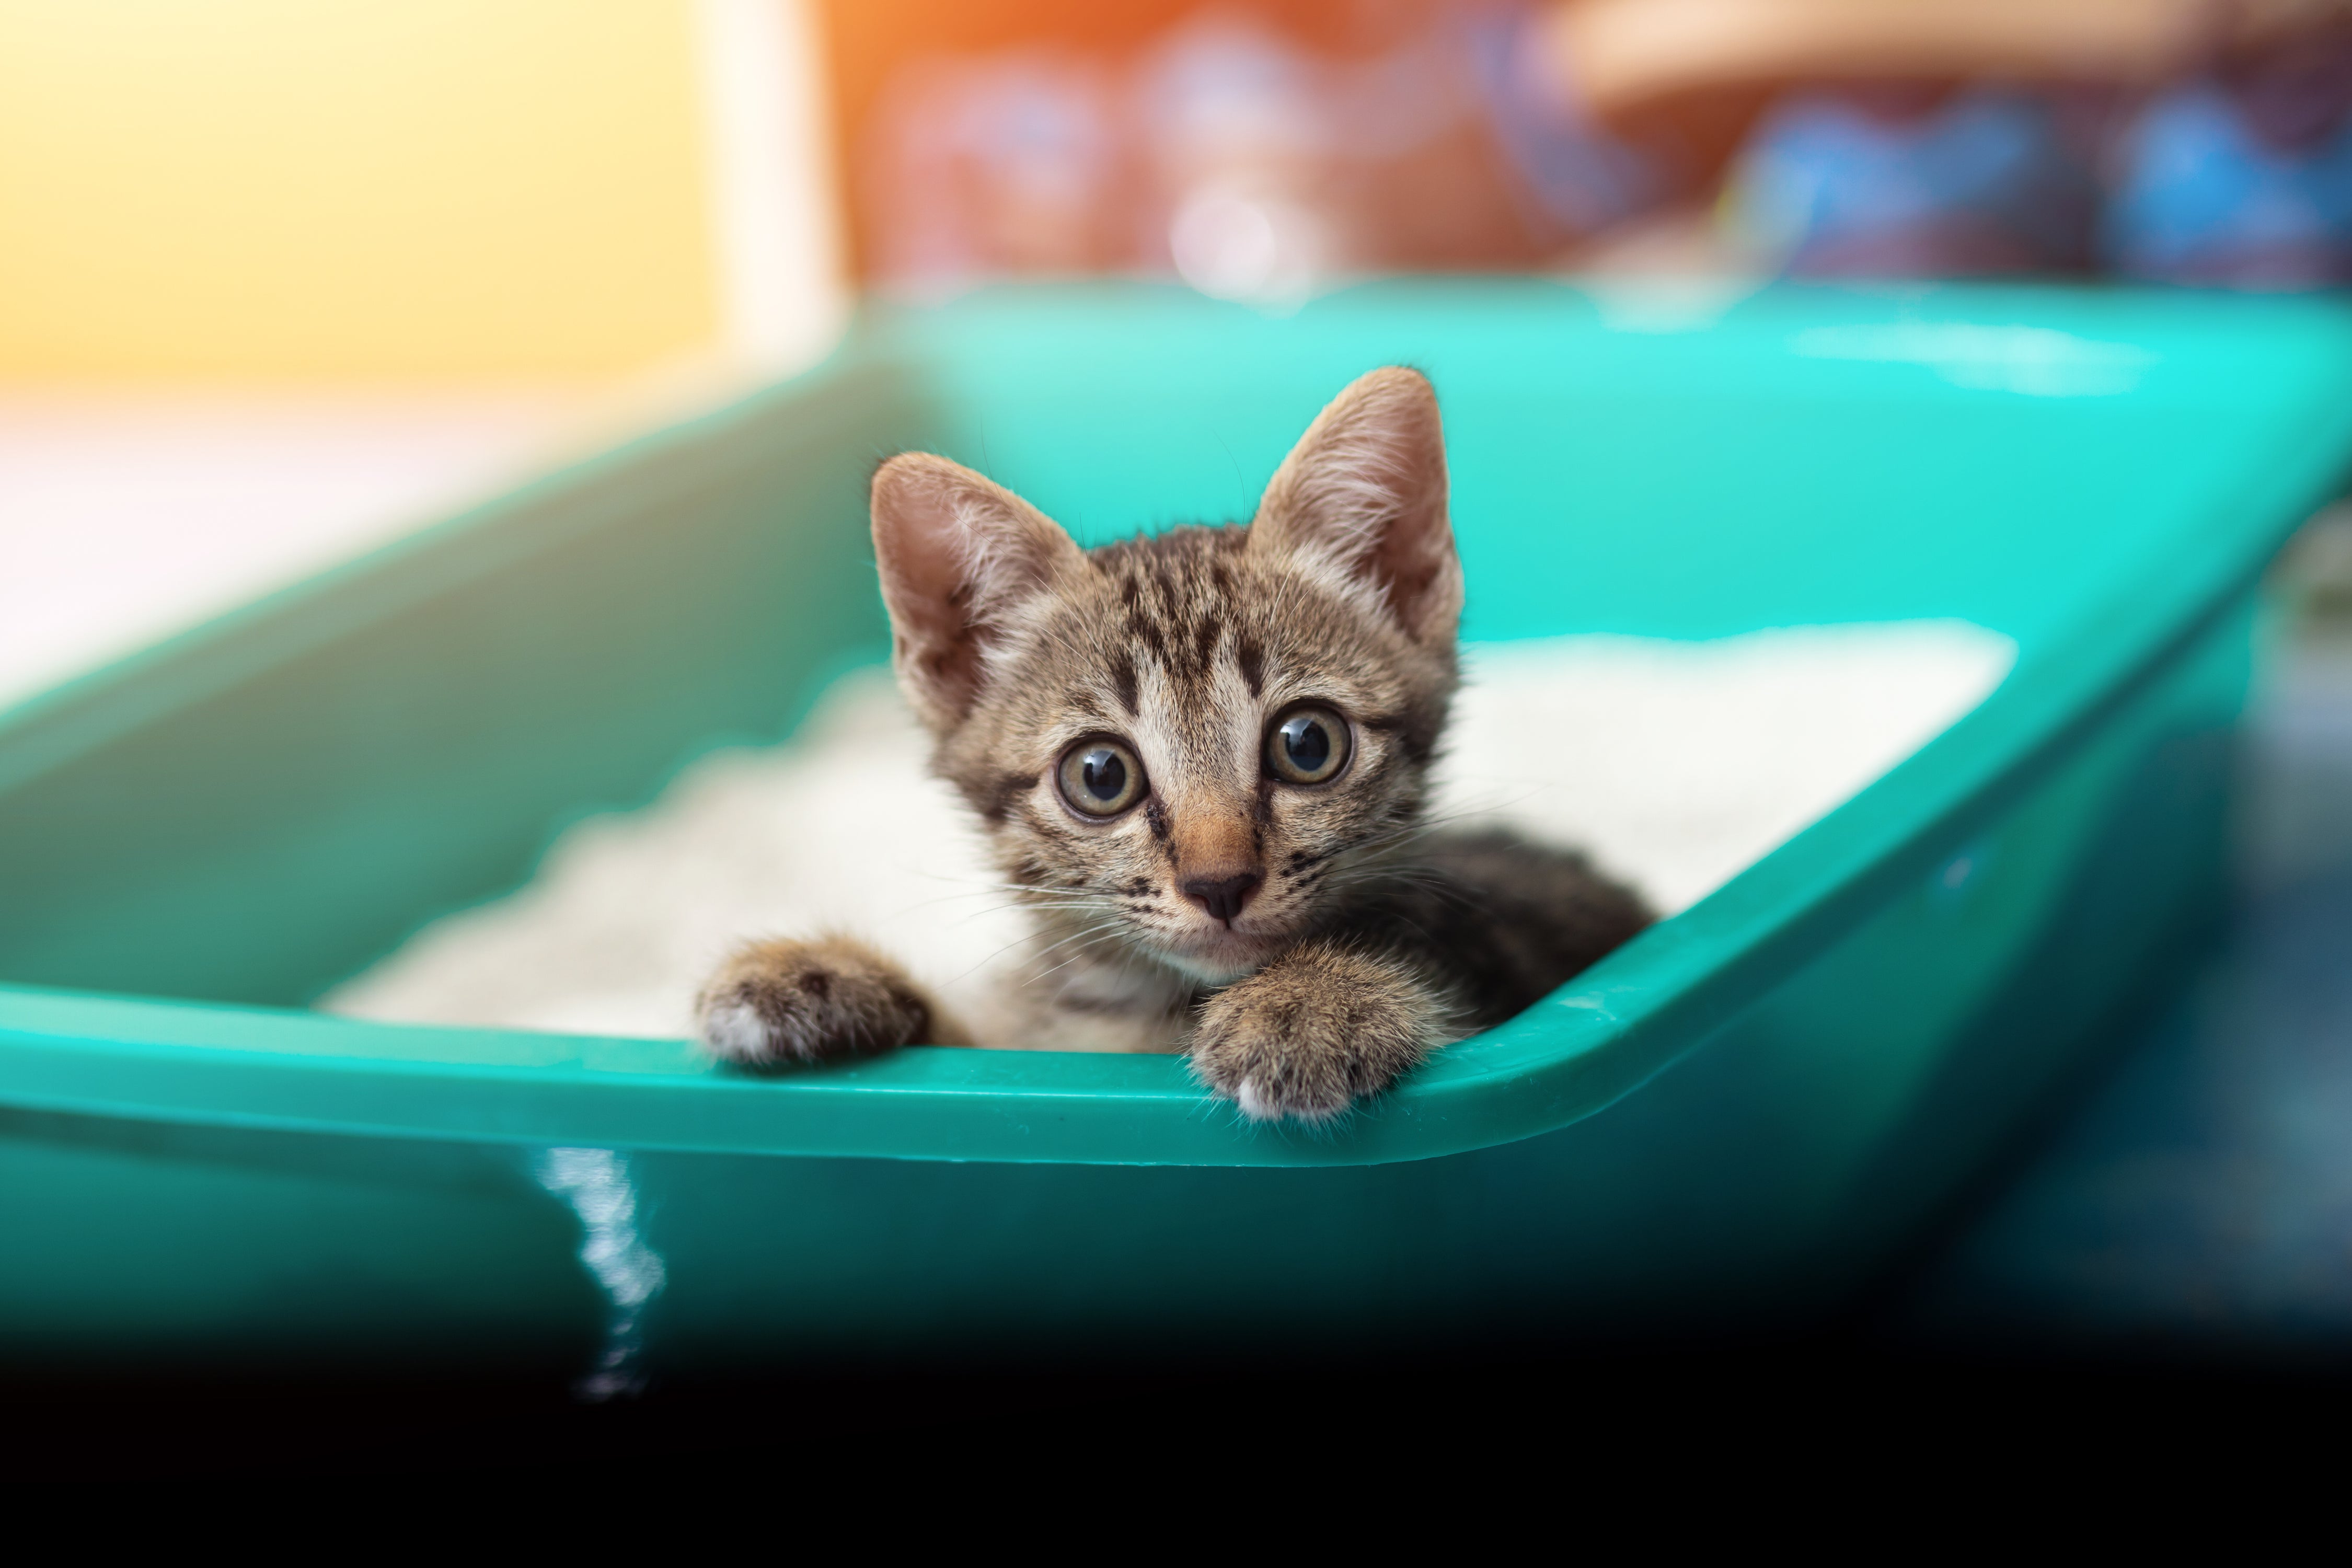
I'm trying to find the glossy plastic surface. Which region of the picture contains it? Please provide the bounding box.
[2,282,2346,1365]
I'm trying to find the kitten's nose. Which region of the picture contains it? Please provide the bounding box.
[1181,871,1263,925]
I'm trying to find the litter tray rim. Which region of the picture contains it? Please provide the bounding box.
[3,283,2349,1169]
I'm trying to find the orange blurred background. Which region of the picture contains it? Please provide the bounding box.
[5,0,2351,712]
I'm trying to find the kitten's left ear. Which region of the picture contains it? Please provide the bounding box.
[871,452,1085,731]
[1249,366,1461,647]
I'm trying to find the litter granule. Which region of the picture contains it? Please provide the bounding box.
[322,621,2014,1041]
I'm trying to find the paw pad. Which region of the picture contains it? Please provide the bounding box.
[696,938,930,1067]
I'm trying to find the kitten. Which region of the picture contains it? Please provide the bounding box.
[697,367,1651,1122]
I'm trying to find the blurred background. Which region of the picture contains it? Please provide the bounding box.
[10,0,2352,709]
[7,0,2352,1421]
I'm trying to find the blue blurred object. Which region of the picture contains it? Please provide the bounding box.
[1727,88,2097,277]
[1467,5,1676,238]
[2106,83,2352,288]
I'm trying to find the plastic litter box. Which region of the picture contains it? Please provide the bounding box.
[4,281,2349,1376]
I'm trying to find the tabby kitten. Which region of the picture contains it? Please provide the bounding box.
[698,367,1651,1122]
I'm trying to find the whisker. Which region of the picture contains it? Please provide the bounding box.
[1024,925,1137,984]
[1326,870,1482,912]
[940,899,1102,931]
[1333,799,1526,860]
[939,910,1118,987]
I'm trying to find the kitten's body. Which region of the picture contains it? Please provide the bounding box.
[699,368,1650,1120]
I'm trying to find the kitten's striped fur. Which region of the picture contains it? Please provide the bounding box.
[697,367,1650,1122]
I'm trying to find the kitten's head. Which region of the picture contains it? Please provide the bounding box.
[871,367,1461,984]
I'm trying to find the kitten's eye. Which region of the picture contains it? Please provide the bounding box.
[1057,737,1146,817]
[1266,705,1350,785]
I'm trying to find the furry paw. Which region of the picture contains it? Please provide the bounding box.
[1189,946,1447,1124]
[696,936,936,1068]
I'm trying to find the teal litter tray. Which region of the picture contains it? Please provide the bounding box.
[3,281,2349,1376]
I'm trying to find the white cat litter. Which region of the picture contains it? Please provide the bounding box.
[323,621,2014,1041]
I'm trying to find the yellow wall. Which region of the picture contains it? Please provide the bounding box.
[0,1,722,378]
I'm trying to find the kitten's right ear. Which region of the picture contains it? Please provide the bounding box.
[1249,366,1460,648]
[870,452,1084,730]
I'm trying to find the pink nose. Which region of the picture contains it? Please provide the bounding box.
[1181,871,1262,924]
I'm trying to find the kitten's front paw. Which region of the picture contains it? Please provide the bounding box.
[1190,947,1447,1124]
[697,936,933,1068]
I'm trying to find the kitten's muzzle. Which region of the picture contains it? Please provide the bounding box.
[1181,870,1263,925]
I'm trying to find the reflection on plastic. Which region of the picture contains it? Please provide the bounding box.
[536,1146,668,1401]
[1931,838,1998,913]
[1789,322,2158,398]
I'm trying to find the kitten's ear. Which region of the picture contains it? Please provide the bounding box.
[1249,366,1461,647]
[871,452,1085,729]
